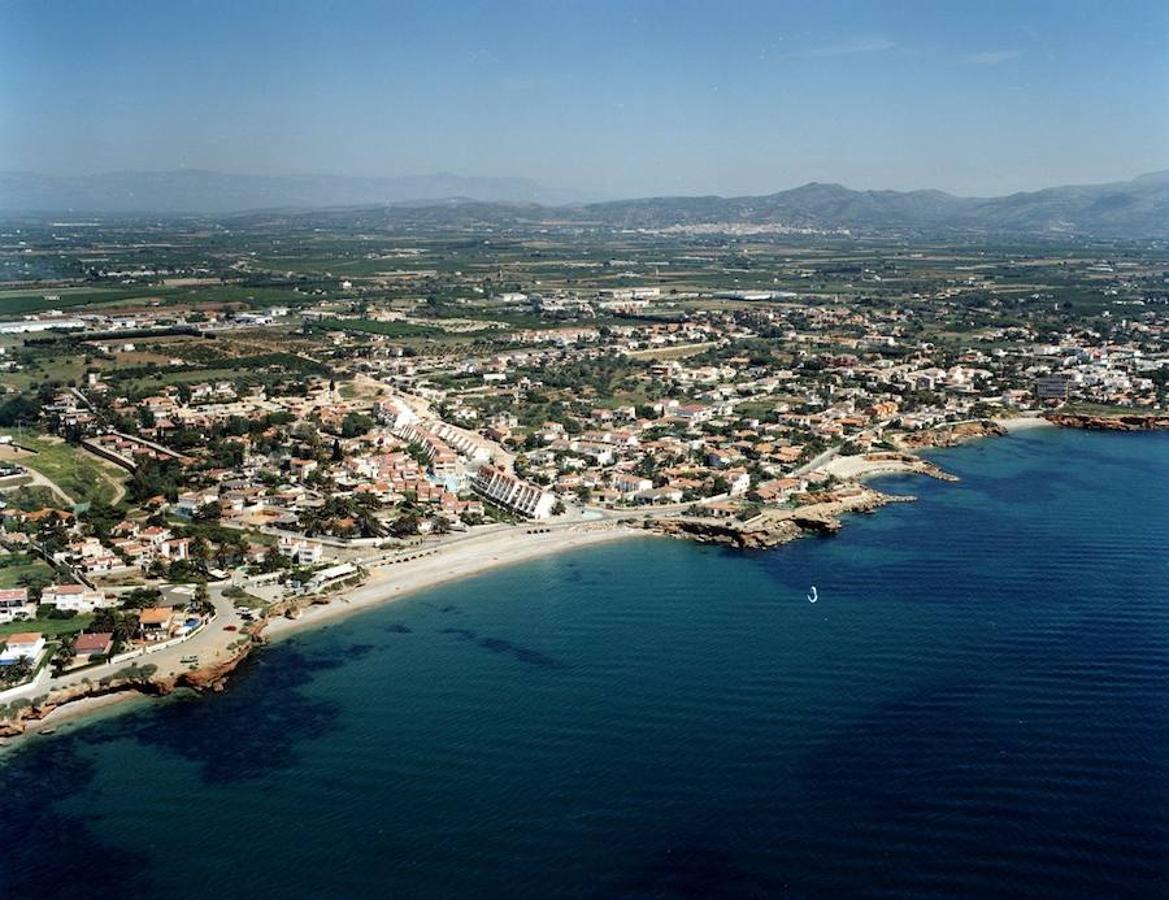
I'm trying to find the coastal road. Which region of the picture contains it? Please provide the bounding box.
[349,502,700,569]
[2,586,245,708]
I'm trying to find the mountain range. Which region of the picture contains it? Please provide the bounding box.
[2,169,1167,238]
[578,172,1169,238]
[0,170,579,214]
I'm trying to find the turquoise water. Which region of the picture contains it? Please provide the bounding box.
[3,427,1169,898]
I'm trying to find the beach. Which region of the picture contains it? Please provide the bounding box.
[263,523,643,641]
[994,415,1055,432]
[3,413,1051,742]
[0,523,643,743]
[9,427,1167,897]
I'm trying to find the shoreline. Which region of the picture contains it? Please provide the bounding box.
[2,524,644,749]
[994,415,1055,433]
[12,690,152,741]
[0,416,1067,746]
[263,524,643,642]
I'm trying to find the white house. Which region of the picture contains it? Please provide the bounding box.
[0,632,45,666]
[175,492,217,518]
[0,588,36,624]
[726,468,752,497]
[471,465,557,519]
[41,584,111,613]
[278,537,324,566]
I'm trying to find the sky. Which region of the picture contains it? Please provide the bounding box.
[1,0,1167,199]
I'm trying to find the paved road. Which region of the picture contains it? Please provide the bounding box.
[1,585,245,707]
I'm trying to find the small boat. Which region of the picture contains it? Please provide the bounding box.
[807,585,818,603]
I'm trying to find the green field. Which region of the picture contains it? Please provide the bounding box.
[0,286,179,319]
[0,431,126,506]
[0,282,329,321]
[0,556,55,590]
[0,614,93,639]
[309,317,441,338]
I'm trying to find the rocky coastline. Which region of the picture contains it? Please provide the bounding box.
[0,630,261,739]
[894,419,1007,450]
[1045,412,1169,431]
[644,485,917,550]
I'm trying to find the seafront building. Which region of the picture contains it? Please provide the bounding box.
[472,466,558,519]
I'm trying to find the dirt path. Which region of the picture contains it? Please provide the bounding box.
[0,446,78,506]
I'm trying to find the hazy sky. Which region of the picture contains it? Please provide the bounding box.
[2,0,1167,198]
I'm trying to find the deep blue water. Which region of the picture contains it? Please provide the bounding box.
[3,427,1169,898]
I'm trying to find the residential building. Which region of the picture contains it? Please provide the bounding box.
[471,466,558,519]
[0,588,35,624]
[0,632,45,665]
[41,584,110,613]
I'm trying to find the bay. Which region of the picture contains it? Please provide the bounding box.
[3,427,1168,898]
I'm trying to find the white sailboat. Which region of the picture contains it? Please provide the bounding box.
[807,585,818,603]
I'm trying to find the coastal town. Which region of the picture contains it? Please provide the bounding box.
[1,219,1167,734]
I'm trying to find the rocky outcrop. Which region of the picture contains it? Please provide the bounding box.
[0,634,258,737]
[647,516,805,550]
[644,487,914,550]
[849,451,960,482]
[1045,412,1169,431]
[895,419,1005,449]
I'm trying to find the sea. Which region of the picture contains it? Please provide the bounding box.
[2,426,1169,898]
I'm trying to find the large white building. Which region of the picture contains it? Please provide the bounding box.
[307,563,357,592]
[471,466,557,519]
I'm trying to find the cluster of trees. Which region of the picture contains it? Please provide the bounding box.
[127,457,185,503]
[516,354,646,396]
[0,656,34,686]
[339,411,375,438]
[298,493,385,539]
[0,394,41,427]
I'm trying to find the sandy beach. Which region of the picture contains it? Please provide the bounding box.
[819,455,928,481]
[263,523,645,642]
[0,524,645,746]
[994,415,1055,432]
[2,690,152,747]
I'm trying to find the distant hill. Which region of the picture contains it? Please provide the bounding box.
[0,169,579,213]
[2,169,1167,238]
[577,173,1169,238]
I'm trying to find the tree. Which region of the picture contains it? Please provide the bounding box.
[127,457,184,503]
[122,587,161,609]
[18,568,53,603]
[340,412,374,438]
[82,501,123,538]
[389,511,421,537]
[192,582,214,616]
[51,637,77,676]
[0,656,34,686]
[0,394,41,427]
[193,501,221,523]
